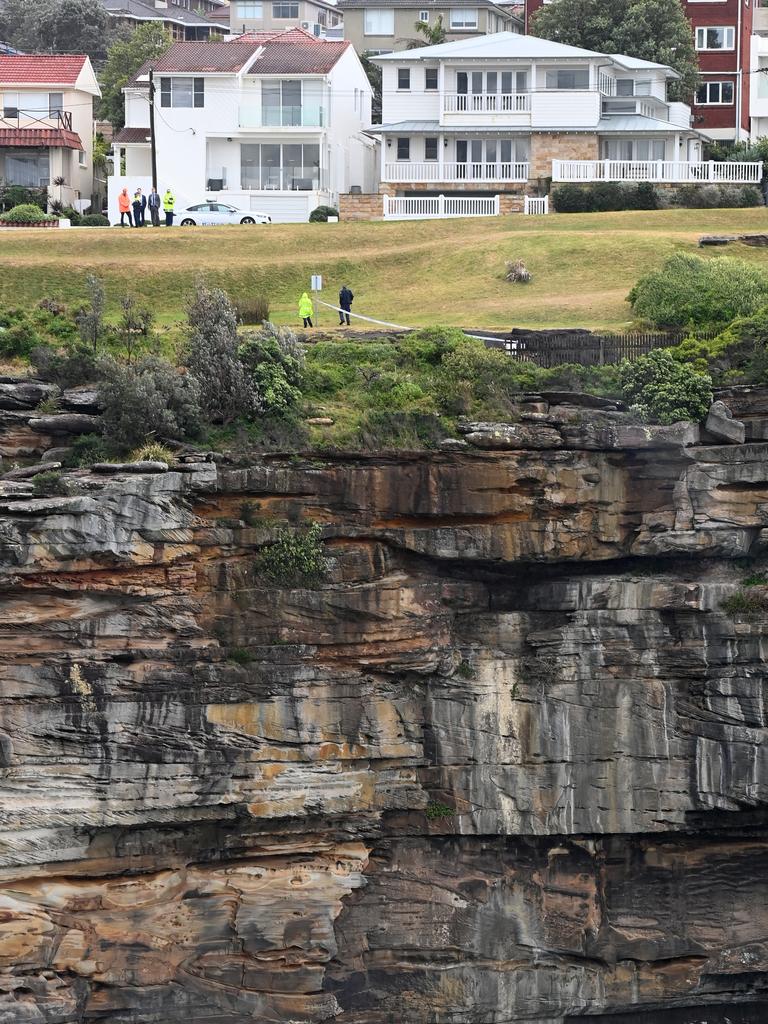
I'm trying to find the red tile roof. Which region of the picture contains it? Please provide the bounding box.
[148,41,262,75]
[253,38,350,74]
[0,55,87,85]
[0,128,83,150]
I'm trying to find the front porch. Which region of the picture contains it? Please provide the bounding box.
[380,131,531,187]
[552,159,763,184]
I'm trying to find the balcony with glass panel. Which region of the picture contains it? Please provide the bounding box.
[239,80,326,129]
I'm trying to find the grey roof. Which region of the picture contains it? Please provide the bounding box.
[597,114,697,134]
[371,115,701,136]
[100,0,217,28]
[374,31,676,76]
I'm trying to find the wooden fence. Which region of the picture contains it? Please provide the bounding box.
[503,330,716,367]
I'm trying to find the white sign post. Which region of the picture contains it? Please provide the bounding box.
[310,275,322,326]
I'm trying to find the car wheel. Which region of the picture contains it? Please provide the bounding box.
[240,217,255,225]
[180,218,196,226]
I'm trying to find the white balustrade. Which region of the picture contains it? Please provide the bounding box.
[383,194,501,219]
[551,159,763,183]
[442,92,531,114]
[524,195,549,215]
[384,162,529,183]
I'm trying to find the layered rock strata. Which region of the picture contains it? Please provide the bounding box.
[1,385,768,1022]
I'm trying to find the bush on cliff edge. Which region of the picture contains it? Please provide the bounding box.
[618,348,712,424]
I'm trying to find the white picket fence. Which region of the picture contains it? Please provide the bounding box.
[382,194,500,220]
[524,195,549,215]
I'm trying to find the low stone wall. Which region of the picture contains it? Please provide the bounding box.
[379,180,527,196]
[339,192,384,221]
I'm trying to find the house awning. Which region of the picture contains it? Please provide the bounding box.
[0,127,83,149]
[113,127,151,145]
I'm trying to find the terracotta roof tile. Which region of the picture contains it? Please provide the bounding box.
[0,128,83,149]
[113,127,152,144]
[147,41,261,75]
[0,55,87,85]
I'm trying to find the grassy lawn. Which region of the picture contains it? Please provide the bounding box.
[3,208,768,331]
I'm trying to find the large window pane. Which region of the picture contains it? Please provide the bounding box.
[262,81,281,125]
[282,80,302,125]
[261,143,281,188]
[5,149,49,186]
[364,8,394,33]
[241,143,260,188]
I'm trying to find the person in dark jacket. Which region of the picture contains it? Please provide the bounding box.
[132,188,146,227]
[339,284,354,326]
[147,185,161,227]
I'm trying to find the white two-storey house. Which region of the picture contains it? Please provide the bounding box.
[371,32,760,208]
[110,31,376,222]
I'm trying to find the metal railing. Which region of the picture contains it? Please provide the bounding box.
[0,108,73,131]
[443,92,532,113]
[384,161,529,182]
[552,159,763,183]
[383,193,500,219]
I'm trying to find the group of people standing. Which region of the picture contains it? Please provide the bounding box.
[299,285,354,329]
[118,186,175,228]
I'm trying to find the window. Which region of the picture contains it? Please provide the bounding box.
[48,93,63,116]
[396,137,410,160]
[2,91,18,117]
[78,149,86,166]
[602,139,665,161]
[272,2,299,15]
[450,8,478,28]
[262,78,323,126]
[236,1,263,14]
[5,148,50,187]
[241,142,321,189]
[425,137,438,160]
[418,9,429,20]
[544,68,589,89]
[160,77,204,108]
[695,26,735,49]
[616,79,634,97]
[696,80,734,104]
[397,68,410,90]
[425,68,438,90]
[364,8,394,34]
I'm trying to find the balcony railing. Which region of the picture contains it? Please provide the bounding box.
[0,108,73,131]
[443,92,532,114]
[383,194,500,219]
[238,105,326,129]
[552,159,763,183]
[598,72,616,96]
[384,161,529,182]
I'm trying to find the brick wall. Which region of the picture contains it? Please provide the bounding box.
[339,193,383,221]
[529,134,600,180]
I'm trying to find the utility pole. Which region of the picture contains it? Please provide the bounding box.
[148,67,158,189]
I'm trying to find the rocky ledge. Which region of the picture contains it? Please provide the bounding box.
[2,385,768,1023]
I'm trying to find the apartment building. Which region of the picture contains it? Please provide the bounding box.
[229,0,344,39]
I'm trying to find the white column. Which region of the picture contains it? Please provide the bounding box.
[380,134,387,184]
[438,132,445,181]
[673,132,680,182]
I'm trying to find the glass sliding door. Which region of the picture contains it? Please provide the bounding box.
[240,142,322,190]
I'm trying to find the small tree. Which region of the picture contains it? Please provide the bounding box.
[239,323,304,416]
[117,295,154,363]
[76,274,106,351]
[183,283,260,423]
[407,14,447,47]
[99,356,203,448]
[98,22,172,130]
[618,348,712,424]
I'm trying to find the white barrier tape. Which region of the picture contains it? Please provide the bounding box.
[316,300,508,345]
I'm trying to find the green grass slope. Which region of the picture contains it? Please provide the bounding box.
[3,208,768,330]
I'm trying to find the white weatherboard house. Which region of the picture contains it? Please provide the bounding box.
[368,32,761,217]
[110,31,376,223]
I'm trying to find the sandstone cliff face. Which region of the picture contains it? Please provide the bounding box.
[2,387,768,1023]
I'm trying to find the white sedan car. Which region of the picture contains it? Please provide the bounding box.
[177,202,271,226]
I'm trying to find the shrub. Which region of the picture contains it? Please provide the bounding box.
[0,321,44,358]
[63,433,112,468]
[31,342,101,388]
[239,322,304,416]
[425,801,454,820]
[0,185,46,212]
[255,521,329,587]
[675,184,763,209]
[628,253,768,329]
[308,205,339,222]
[32,470,70,496]
[227,647,253,665]
[618,348,712,424]
[0,203,56,224]
[129,441,175,464]
[183,283,259,424]
[551,182,661,213]
[721,590,768,616]
[628,182,660,211]
[76,275,107,351]
[742,571,768,587]
[673,308,768,382]
[235,295,270,325]
[80,214,110,227]
[357,410,446,449]
[434,338,540,415]
[99,356,203,449]
[551,184,590,213]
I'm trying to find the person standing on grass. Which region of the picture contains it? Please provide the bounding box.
[338,284,354,326]
[118,187,132,227]
[299,292,314,328]
[132,187,144,227]
[163,188,175,227]
[148,185,161,227]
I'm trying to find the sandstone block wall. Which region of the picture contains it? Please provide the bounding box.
[338,193,383,221]
[529,132,600,179]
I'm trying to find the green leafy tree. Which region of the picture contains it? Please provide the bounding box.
[618,348,712,424]
[361,53,382,124]
[98,22,172,130]
[407,14,447,48]
[0,0,112,61]
[531,0,698,100]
